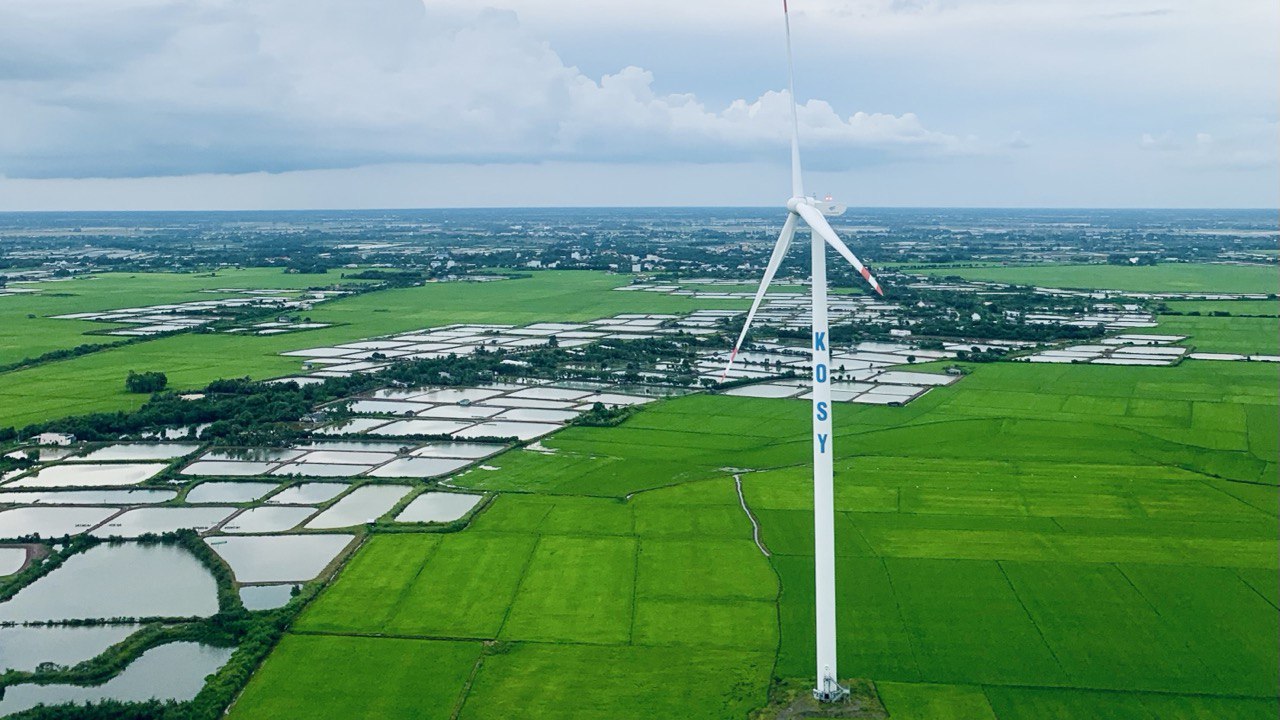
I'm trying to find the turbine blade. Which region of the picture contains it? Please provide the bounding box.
[722,212,800,380]
[794,203,884,296]
[783,0,804,199]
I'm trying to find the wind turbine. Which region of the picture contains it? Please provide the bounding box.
[721,0,885,703]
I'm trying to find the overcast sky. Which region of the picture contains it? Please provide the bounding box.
[0,0,1275,210]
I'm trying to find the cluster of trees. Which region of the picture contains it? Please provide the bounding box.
[22,350,523,444]
[0,340,131,374]
[953,347,1010,363]
[523,336,702,378]
[18,334,708,447]
[2,699,189,720]
[125,371,168,394]
[571,402,641,427]
[342,269,426,287]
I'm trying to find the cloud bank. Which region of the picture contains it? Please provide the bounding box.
[0,0,968,179]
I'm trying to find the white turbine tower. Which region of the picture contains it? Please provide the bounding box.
[722,0,885,703]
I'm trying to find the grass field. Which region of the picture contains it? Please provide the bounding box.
[0,271,745,428]
[237,479,777,719]
[233,359,1278,719]
[1156,315,1279,355]
[0,268,372,366]
[915,263,1278,294]
[1161,299,1280,316]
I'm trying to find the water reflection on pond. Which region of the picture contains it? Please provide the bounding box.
[73,444,200,462]
[209,534,354,583]
[0,489,176,505]
[7,463,169,489]
[264,483,348,505]
[395,492,483,523]
[0,507,118,538]
[304,485,412,529]
[0,625,139,673]
[0,543,219,622]
[185,482,278,503]
[239,584,296,611]
[0,642,234,716]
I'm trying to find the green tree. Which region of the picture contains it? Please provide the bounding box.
[125,370,168,393]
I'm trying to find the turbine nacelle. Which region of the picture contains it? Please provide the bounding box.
[814,197,846,217]
[787,196,846,217]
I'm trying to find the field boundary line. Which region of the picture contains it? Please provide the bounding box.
[287,628,644,649]
[1232,568,1280,612]
[449,649,487,720]
[734,474,771,557]
[381,535,445,632]
[995,560,1068,677]
[493,529,544,640]
[628,534,641,645]
[972,681,1278,702]
[878,556,925,680]
[1112,563,1164,616]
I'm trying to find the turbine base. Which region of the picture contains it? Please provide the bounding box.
[812,679,850,703]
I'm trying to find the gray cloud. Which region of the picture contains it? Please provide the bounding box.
[1139,122,1279,171]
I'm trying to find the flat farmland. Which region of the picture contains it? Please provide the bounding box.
[239,480,777,719]
[0,271,745,428]
[915,262,1278,294]
[1157,314,1280,354]
[234,359,1278,719]
[0,268,374,366]
[1161,299,1280,316]
[230,635,482,720]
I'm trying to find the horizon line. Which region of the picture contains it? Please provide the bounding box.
[1,205,1277,214]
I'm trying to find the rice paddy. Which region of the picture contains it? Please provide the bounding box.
[915,262,1279,294]
[229,357,1278,719]
[2,264,1275,717]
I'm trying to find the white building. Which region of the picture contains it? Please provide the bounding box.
[35,432,75,446]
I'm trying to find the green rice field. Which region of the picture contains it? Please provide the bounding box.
[1159,315,1279,355]
[916,263,1278,294]
[231,360,1278,719]
[1161,299,1280,316]
[0,268,375,366]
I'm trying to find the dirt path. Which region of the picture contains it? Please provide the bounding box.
[734,474,771,557]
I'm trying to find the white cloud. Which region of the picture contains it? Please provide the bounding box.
[0,0,965,179]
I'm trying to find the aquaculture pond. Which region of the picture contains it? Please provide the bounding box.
[185,481,278,503]
[0,547,25,575]
[264,483,348,505]
[0,489,177,505]
[6,463,169,489]
[0,624,139,673]
[395,492,483,523]
[0,642,234,716]
[0,507,118,538]
[90,506,236,538]
[209,534,355,583]
[239,584,296,611]
[304,485,413,529]
[0,542,219,622]
[220,506,316,534]
[74,443,200,462]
